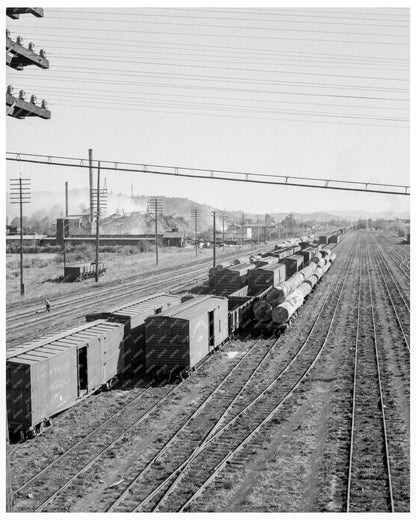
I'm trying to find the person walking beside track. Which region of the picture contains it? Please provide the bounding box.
[44,298,51,313]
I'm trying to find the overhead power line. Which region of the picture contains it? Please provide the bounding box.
[19,74,410,103]
[10,24,409,46]
[46,8,410,28]
[9,31,406,63]
[46,54,409,82]
[28,15,410,37]
[6,152,410,195]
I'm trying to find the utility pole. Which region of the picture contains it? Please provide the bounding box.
[257,215,260,245]
[212,211,217,268]
[241,212,245,247]
[88,149,94,227]
[10,176,31,296]
[95,162,101,282]
[149,197,163,265]
[222,213,225,248]
[91,162,107,282]
[65,181,69,216]
[190,208,201,256]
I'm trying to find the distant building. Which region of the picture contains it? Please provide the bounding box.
[56,214,91,245]
[163,231,185,247]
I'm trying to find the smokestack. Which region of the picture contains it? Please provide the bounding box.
[89,148,93,222]
[65,181,68,216]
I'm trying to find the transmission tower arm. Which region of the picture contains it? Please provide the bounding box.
[6,8,44,19]
[6,33,49,70]
[6,91,51,119]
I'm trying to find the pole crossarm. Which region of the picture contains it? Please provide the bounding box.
[6,152,410,196]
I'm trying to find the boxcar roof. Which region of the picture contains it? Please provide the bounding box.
[6,320,122,362]
[148,295,227,320]
[105,293,180,316]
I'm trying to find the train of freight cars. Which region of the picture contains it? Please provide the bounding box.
[6,232,342,440]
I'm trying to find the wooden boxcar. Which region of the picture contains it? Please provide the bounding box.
[7,320,124,438]
[145,296,229,377]
[299,246,317,265]
[283,254,304,277]
[85,293,181,378]
[248,263,286,295]
[213,263,255,295]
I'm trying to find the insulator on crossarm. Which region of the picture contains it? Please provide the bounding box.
[19,89,26,100]
[16,35,23,45]
[28,42,35,52]
[30,95,37,104]
[40,49,47,58]
[41,99,48,109]
[7,85,14,95]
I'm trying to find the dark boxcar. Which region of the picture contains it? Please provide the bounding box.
[86,293,181,378]
[299,246,317,265]
[328,234,341,244]
[283,254,304,277]
[7,320,124,438]
[213,263,255,296]
[248,263,286,295]
[145,296,229,377]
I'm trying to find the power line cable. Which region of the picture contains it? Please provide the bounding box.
[8,30,406,63]
[33,15,410,37]
[9,24,409,46]
[46,54,409,82]
[21,65,409,93]
[19,73,410,102]
[46,9,410,28]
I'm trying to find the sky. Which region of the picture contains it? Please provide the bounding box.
[5,3,411,216]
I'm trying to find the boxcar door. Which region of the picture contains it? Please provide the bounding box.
[208,310,215,348]
[77,346,88,397]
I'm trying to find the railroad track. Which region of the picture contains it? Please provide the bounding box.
[6,246,269,347]
[370,240,410,352]
[374,235,410,280]
[98,237,358,512]
[12,235,355,513]
[345,242,394,512]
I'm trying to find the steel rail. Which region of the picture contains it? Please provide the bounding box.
[6,153,410,196]
[372,239,410,313]
[345,241,363,512]
[371,246,410,352]
[175,240,357,513]
[31,384,181,512]
[13,385,154,493]
[364,242,395,512]
[106,335,275,511]
[32,333,274,512]
[135,238,357,512]
[7,245,262,322]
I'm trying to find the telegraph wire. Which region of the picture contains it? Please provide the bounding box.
[45,55,409,83]
[32,15,410,38]
[46,9,410,28]
[8,31,407,63]
[18,65,409,94]
[19,83,409,112]
[19,74,410,102]
[10,24,409,46]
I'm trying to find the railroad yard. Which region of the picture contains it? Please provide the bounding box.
[6,229,410,513]
[6,6,411,515]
